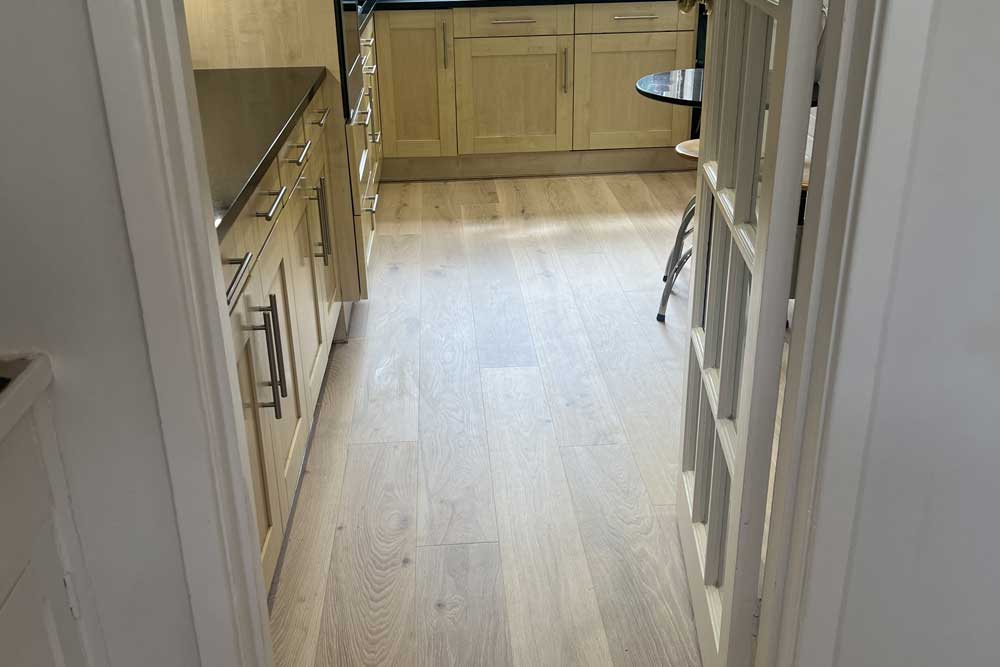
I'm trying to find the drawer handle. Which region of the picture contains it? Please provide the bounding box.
[613,14,660,20]
[286,140,312,166]
[306,177,334,266]
[223,252,253,306]
[354,100,373,128]
[360,37,374,47]
[442,21,448,69]
[371,130,382,145]
[562,47,568,94]
[310,108,331,128]
[256,186,287,222]
[363,193,379,214]
[490,18,537,24]
[363,63,377,76]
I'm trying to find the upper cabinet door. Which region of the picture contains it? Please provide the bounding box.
[455,35,574,154]
[375,10,457,158]
[573,31,695,150]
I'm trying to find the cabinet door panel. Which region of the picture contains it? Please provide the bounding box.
[456,35,573,154]
[231,281,285,588]
[574,31,695,150]
[255,222,311,518]
[375,10,457,157]
[289,172,329,410]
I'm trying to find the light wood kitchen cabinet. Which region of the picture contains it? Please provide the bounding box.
[574,30,694,149]
[455,35,574,154]
[229,271,285,589]
[288,155,332,409]
[575,1,696,34]
[375,10,457,157]
[253,213,311,521]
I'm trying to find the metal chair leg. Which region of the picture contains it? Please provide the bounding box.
[663,196,697,282]
[657,247,693,322]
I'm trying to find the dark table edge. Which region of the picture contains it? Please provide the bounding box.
[214,66,327,242]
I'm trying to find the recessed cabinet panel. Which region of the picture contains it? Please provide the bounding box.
[375,10,457,157]
[456,35,574,154]
[574,31,695,149]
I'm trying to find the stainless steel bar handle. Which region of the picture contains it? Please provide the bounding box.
[266,293,287,398]
[223,252,253,306]
[363,64,377,75]
[256,186,287,221]
[310,108,331,127]
[313,177,333,266]
[490,18,537,24]
[355,99,373,127]
[247,310,282,419]
[442,22,447,69]
[360,37,374,47]
[562,48,568,94]
[371,130,382,145]
[363,193,379,214]
[613,15,659,20]
[286,139,312,166]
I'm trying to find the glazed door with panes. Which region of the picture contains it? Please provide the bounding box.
[676,1,820,666]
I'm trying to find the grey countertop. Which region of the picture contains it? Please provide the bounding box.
[193,66,326,239]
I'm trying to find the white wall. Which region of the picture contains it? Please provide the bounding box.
[801,1,1000,665]
[0,2,200,665]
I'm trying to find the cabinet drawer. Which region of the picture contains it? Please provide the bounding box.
[277,118,311,205]
[453,5,574,37]
[241,160,283,258]
[304,84,333,145]
[576,2,693,34]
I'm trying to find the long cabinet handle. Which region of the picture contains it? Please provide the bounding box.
[442,21,447,69]
[613,14,660,20]
[363,63,377,76]
[223,252,253,306]
[246,309,282,419]
[256,186,287,222]
[252,294,287,399]
[562,47,568,94]
[354,98,373,127]
[286,140,312,167]
[363,193,379,214]
[490,18,537,24]
[360,37,374,47]
[309,176,333,266]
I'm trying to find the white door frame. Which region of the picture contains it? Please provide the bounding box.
[84,1,270,665]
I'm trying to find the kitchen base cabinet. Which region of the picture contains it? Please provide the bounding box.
[254,218,312,520]
[375,10,457,157]
[573,31,695,150]
[455,35,574,154]
[230,279,286,589]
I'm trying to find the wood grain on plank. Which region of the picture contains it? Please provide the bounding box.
[272,341,365,667]
[562,445,701,667]
[418,227,497,545]
[462,203,538,368]
[415,543,512,666]
[482,367,613,666]
[348,319,419,444]
[315,443,417,667]
[378,182,423,236]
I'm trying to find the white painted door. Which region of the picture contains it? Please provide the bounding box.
[676,1,821,666]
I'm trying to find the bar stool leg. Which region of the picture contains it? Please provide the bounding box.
[658,248,692,322]
[663,196,697,282]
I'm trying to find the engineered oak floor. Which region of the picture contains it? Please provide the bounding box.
[271,172,701,667]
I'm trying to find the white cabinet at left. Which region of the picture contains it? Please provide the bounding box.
[0,355,94,667]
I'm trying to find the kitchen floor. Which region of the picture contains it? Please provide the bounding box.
[269,171,701,667]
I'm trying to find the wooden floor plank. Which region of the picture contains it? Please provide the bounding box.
[481,367,614,667]
[348,320,419,444]
[272,339,365,667]
[562,445,701,667]
[417,227,497,545]
[377,182,422,237]
[560,253,683,505]
[461,203,538,368]
[315,443,418,667]
[415,543,512,667]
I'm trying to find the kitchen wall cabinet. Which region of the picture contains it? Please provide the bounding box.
[573,30,694,149]
[375,10,457,157]
[455,35,574,154]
